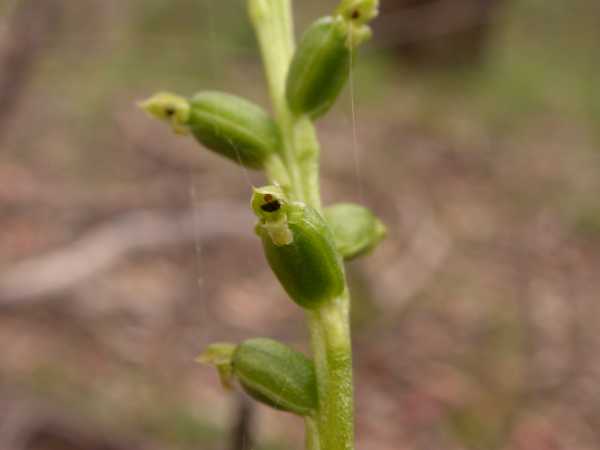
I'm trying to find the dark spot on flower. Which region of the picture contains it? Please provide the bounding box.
[165,107,175,117]
[261,200,281,213]
[351,10,360,19]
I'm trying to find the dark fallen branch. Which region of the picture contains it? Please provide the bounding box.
[376,0,503,62]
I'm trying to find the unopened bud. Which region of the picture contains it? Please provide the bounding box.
[199,338,318,416]
[140,91,280,169]
[325,203,386,260]
[252,186,345,309]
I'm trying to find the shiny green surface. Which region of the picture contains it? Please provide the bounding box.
[324,203,386,260]
[188,91,281,169]
[285,16,351,119]
[232,338,318,416]
[258,203,345,309]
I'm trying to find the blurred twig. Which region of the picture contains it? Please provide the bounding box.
[0,0,62,139]
[229,393,255,450]
[0,203,253,306]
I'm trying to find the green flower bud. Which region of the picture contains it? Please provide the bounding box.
[285,16,351,119]
[324,203,386,260]
[232,338,318,416]
[252,186,345,309]
[198,338,318,416]
[140,91,281,169]
[285,1,378,120]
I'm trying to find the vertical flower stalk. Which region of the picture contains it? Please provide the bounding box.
[140,1,381,450]
[248,2,377,449]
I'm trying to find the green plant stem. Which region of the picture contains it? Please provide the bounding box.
[304,417,321,450]
[293,116,322,209]
[248,0,322,207]
[248,1,354,450]
[249,0,303,201]
[264,154,291,190]
[307,292,353,450]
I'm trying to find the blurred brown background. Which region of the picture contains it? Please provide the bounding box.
[1,0,599,449]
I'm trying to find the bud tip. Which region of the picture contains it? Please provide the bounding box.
[197,342,236,365]
[197,343,236,390]
[138,92,191,135]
